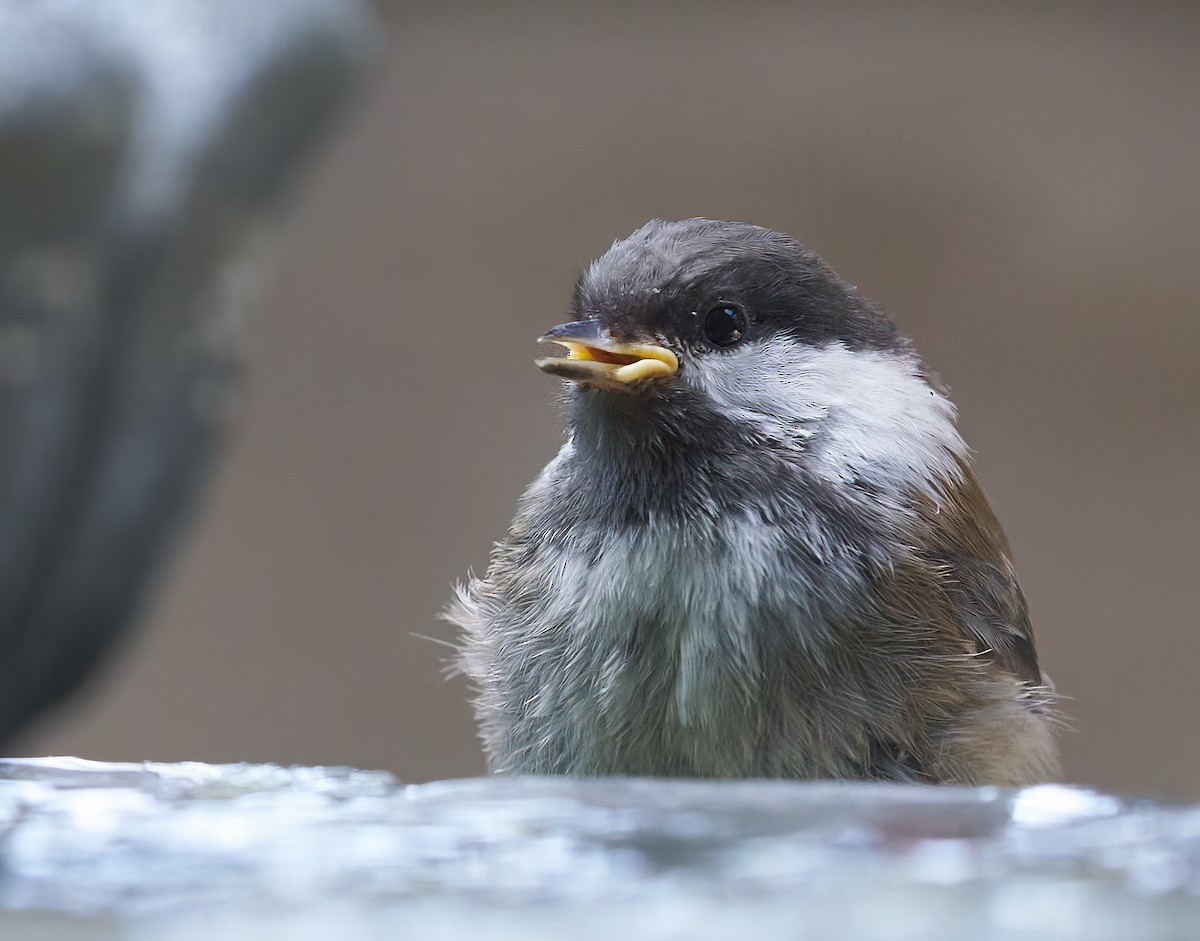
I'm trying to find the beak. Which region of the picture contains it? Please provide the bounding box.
[535,320,678,389]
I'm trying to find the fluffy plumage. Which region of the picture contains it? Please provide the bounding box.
[449,219,1058,785]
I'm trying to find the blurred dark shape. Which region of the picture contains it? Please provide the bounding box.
[0,1,375,745]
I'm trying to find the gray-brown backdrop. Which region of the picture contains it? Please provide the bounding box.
[22,4,1200,799]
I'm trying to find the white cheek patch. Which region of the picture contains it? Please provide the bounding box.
[684,339,967,489]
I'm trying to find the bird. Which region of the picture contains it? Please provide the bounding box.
[448,218,1059,786]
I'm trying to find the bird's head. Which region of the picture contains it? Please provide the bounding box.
[536,219,959,490]
[537,219,900,394]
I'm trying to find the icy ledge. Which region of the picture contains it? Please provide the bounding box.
[0,759,1195,940]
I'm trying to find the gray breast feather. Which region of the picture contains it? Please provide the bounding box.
[451,460,1058,784]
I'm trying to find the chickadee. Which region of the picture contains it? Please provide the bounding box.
[450,219,1058,785]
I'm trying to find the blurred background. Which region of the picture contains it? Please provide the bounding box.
[18,3,1200,798]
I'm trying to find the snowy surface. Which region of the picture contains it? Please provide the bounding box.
[0,758,1196,940]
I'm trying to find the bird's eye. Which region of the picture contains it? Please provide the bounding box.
[703,304,748,347]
